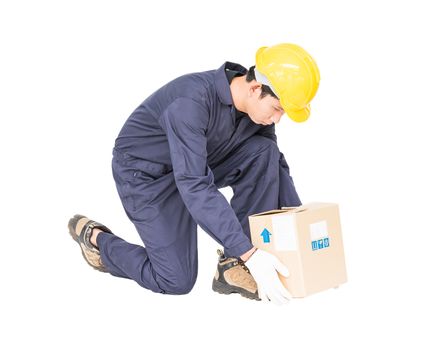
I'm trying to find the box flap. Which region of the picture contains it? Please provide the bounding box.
[249,203,338,218]
[281,203,337,213]
[250,206,300,217]
[250,209,288,217]
[280,206,307,213]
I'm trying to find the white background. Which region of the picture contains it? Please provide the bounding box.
[1,0,423,348]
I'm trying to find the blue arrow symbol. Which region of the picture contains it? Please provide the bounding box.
[260,228,272,243]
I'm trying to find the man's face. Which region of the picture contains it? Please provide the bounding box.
[246,85,285,125]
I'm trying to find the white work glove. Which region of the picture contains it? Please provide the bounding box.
[245,249,292,305]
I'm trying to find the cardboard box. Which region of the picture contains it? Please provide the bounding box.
[248,202,347,298]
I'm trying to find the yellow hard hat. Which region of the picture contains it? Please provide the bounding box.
[255,43,320,122]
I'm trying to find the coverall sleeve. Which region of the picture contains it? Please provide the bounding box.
[256,123,277,143]
[159,97,254,257]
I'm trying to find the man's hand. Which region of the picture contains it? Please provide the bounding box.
[244,248,292,305]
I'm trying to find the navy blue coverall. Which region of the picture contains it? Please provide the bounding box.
[97,62,302,294]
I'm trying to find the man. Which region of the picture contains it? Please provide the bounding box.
[68,43,320,305]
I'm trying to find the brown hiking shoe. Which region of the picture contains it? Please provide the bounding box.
[68,214,113,272]
[212,249,260,301]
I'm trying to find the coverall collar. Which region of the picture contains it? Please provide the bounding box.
[214,61,247,106]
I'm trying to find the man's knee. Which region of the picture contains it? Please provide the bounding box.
[160,274,197,295]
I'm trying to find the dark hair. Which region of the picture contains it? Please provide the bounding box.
[246,66,278,99]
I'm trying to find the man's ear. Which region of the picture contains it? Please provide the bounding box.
[248,82,262,97]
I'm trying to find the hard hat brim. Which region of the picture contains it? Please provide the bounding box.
[285,105,310,123]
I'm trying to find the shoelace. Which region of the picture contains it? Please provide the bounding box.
[238,259,251,274]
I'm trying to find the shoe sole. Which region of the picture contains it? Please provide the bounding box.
[68,214,107,273]
[212,279,260,301]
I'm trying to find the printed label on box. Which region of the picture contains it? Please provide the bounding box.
[311,238,330,251]
[310,220,329,241]
[310,220,330,251]
[272,214,297,251]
